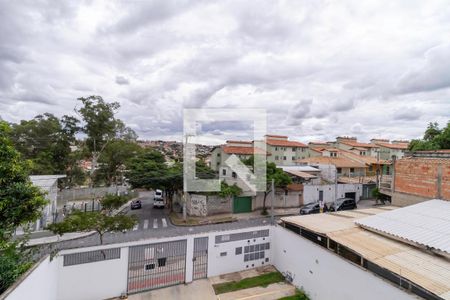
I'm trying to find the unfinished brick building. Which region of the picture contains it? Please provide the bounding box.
[389,151,450,206]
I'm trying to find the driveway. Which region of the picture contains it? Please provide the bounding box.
[126,279,215,300]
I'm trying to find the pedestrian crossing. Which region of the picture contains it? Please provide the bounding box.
[132,218,168,231]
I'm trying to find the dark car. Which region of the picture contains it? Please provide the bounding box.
[300,202,328,215]
[329,198,357,212]
[130,199,142,210]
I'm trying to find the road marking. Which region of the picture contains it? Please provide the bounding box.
[162,218,167,228]
[132,224,139,231]
[153,219,158,229]
[143,219,149,230]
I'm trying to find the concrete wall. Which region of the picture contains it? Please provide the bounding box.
[207,195,232,215]
[272,226,416,300]
[187,194,208,217]
[303,184,362,204]
[1,256,58,300]
[58,186,129,204]
[207,227,272,277]
[253,191,302,210]
[56,247,129,300]
[394,158,450,206]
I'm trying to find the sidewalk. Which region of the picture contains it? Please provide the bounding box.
[169,207,299,226]
[26,198,135,246]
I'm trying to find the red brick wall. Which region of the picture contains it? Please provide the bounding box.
[395,158,450,200]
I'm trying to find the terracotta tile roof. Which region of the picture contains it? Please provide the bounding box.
[226,140,253,144]
[223,146,270,155]
[337,176,377,184]
[376,142,409,150]
[296,156,366,168]
[266,139,307,147]
[265,134,288,138]
[340,151,391,165]
[340,141,379,148]
[310,147,325,153]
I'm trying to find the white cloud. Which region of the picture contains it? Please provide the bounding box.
[0,0,449,142]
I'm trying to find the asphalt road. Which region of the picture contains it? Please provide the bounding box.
[124,191,174,232]
[38,192,271,254]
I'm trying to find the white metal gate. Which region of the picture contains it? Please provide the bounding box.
[192,237,208,280]
[127,240,187,293]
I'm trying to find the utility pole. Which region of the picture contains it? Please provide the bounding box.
[183,134,189,222]
[334,165,338,210]
[270,179,275,225]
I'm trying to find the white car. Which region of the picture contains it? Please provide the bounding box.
[153,189,165,208]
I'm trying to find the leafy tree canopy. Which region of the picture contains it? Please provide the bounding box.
[409,121,450,151]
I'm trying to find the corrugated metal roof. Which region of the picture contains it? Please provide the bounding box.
[355,199,450,258]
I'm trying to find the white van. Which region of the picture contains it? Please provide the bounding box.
[153,189,164,208]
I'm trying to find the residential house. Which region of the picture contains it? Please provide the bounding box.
[18,175,66,233]
[255,134,308,166]
[372,139,409,160]
[334,136,379,157]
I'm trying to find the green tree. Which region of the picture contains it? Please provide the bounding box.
[76,96,138,186]
[218,181,242,198]
[243,157,291,214]
[126,149,168,189]
[48,210,136,245]
[409,121,450,151]
[9,113,79,175]
[0,121,47,293]
[48,193,135,245]
[96,140,141,186]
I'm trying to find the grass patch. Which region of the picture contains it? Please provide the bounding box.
[213,271,285,294]
[278,289,310,300]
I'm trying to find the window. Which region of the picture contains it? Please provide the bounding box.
[242,242,269,262]
[293,147,297,151]
[217,153,221,157]
[292,156,295,161]
[158,257,167,267]
[337,168,342,174]
[232,172,237,178]
[221,235,230,242]
[222,169,226,176]
[145,263,155,270]
[275,156,279,160]
[220,252,227,257]
[350,168,355,173]
[283,156,286,160]
[235,247,242,255]
[275,147,278,151]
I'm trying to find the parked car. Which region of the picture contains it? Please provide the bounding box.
[130,199,142,210]
[328,198,357,212]
[299,202,328,215]
[153,197,165,209]
[154,189,163,199]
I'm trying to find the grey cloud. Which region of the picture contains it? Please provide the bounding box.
[397,44,450,94]
[115,76,130,85]
[393,107,421,121]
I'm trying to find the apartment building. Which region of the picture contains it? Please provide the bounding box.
[371,139,409,160]
[333,136,379,157]
[254,134,308,166]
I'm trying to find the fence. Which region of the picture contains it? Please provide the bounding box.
[57,186,130,204]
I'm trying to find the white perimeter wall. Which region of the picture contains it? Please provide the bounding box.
[272,226,416,300]
[303,183,363,205]
[2,256,58,300]
[56,247,129,300]
[207,227,272,277]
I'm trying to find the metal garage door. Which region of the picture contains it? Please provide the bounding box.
[233,196,252,213]
[192,237,208,280]
[127,240,187,293]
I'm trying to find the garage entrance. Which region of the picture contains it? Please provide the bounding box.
[127,240,187,294]
[233,196,252,213]
[345,192,356,200]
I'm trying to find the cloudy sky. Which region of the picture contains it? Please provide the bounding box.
[1,0,449,144]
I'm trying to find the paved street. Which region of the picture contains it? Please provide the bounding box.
[124,191,174,232]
